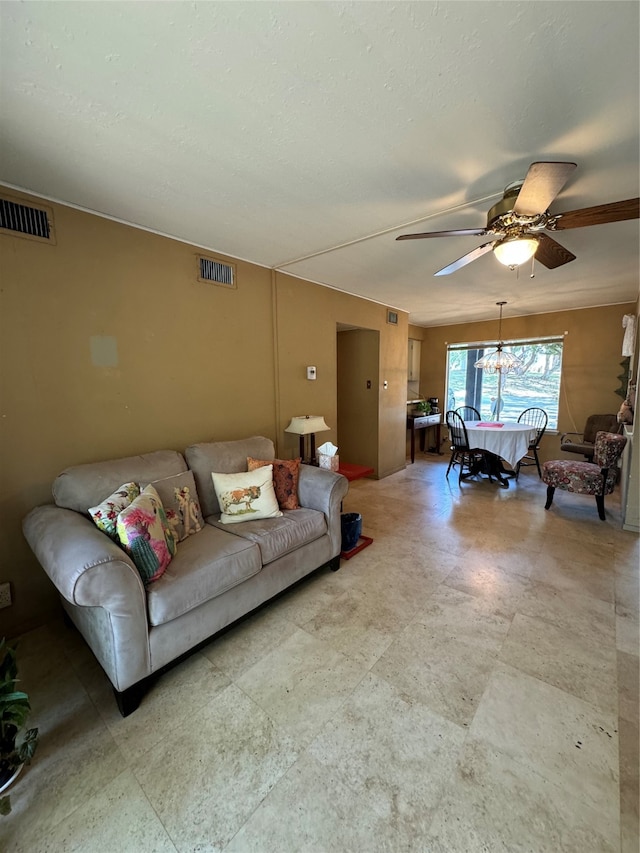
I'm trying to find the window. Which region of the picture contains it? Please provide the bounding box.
[445,337,564,429]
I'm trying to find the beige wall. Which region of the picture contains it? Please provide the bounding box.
[273,273,408,477]
[417,303,637,462]
[408,324,426,344]
[0,190,408,636]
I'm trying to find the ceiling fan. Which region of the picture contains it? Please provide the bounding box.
[396,162,640,276]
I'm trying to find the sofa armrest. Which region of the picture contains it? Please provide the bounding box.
[298,464,348,513]
[297,465,349,557]
[22,505,146,614]
[23,505,152,693]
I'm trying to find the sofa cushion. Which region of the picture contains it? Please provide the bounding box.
[146,471,204,541]
[146,524,262,626]
[247,456,301,510]
[207,507,327,565]
[117,485,177,585]
[88,482,140,540]
[185,436,275,517]
[53,450,188,514]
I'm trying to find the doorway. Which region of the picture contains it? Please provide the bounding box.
[336,325,379,471]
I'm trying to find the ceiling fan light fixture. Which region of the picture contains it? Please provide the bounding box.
[493,236,539,267]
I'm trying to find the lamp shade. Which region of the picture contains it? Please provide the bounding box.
[285,415,330,435]
[493,236,539,267]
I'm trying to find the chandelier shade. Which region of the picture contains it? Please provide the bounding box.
[474,302,525,420]
[474,344,524,375]
[493,236,539,267]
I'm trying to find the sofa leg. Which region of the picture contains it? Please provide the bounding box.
[114,682,147,717]
[328,555,341,572]
[595,495,606,521]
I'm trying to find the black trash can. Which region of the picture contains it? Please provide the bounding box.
[341,512,362,552]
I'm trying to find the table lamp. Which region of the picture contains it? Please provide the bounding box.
[284,415,330,465]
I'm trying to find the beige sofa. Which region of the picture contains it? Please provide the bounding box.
[23,436,348,715]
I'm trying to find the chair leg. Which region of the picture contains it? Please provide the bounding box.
[595,494,606,521]
[446,451,454,479]
[534,448,542,478]
[544,485,555,510]
[515,461,521,481]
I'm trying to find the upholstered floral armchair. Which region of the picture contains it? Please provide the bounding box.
[542,431,627,520]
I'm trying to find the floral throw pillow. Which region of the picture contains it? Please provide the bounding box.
[147,471,204,541]
[89,482,140,540]
[211,467,282,525]
[247,457,301,510]
[116,485,177,584]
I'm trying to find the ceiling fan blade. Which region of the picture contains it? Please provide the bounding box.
[513,161,577,216]
[434,242,495,276]
[535,234,576,269]
[550,197,640,230]
[396,227,490,241]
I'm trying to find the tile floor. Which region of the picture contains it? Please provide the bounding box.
[2,456,638,852]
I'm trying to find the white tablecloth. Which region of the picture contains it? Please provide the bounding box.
[464,422,537,468]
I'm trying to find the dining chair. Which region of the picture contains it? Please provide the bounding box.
[445,410,487,484]
[455,406,481,422]
[542,431,627,520]
[515,407,548,479]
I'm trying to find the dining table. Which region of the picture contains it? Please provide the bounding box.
[464,420,537,487]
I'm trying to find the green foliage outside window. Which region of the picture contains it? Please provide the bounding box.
[446,340,563,429]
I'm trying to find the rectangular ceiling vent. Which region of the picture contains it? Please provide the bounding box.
[197,255,236,289]
[0,195,56,244]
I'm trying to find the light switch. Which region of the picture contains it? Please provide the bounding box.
[306,366,317,380]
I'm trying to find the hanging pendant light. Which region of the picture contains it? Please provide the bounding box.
[474,341,524,374]
[474,302,525,376]
[474,302,524,421]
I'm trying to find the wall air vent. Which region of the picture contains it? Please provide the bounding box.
[197,255,236,289]
[0,194,56,244]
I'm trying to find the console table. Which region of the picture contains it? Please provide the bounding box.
[406,413,443,463]
[337,462,374,559]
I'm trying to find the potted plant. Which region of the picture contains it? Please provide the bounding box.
[0,639,38,816]
[415,400,432,415]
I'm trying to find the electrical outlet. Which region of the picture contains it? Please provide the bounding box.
[0,582,11,609]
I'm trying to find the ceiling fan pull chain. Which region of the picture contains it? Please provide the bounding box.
[530,255,536,279]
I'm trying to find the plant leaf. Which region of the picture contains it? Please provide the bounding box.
[17,728,38,764]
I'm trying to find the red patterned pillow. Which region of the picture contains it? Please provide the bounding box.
[247,457,301,510]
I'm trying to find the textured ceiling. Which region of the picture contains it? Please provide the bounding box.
[1,1,638,326]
